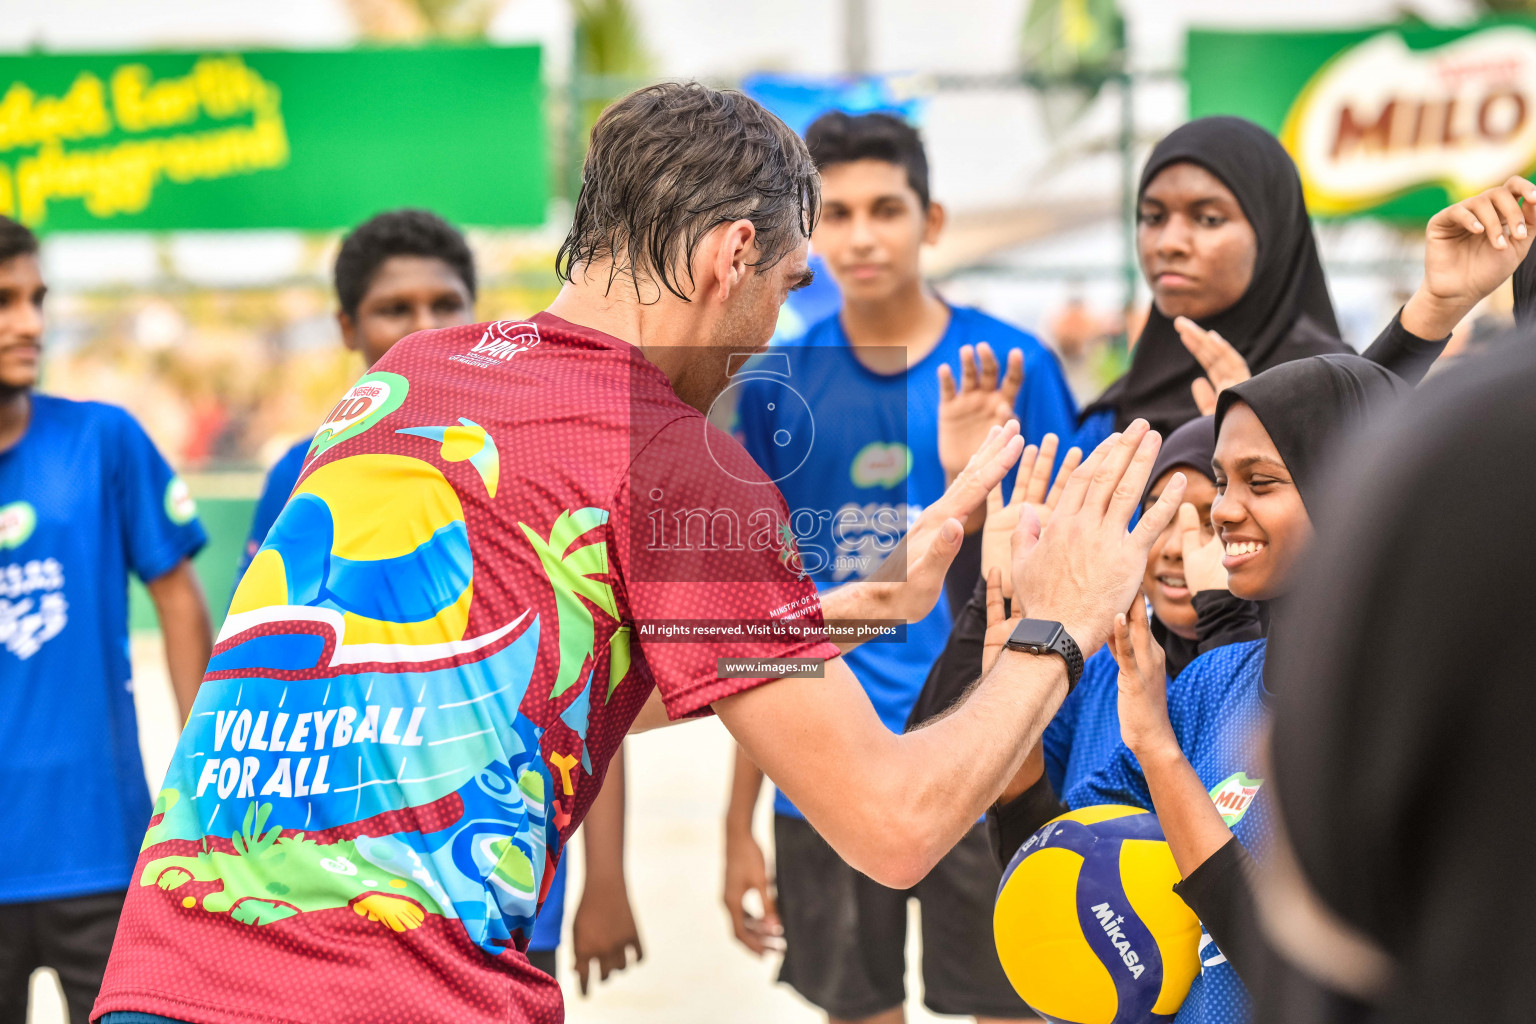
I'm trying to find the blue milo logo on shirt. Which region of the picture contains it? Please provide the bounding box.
[0,500,37,548]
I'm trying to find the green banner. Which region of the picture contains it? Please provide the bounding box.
[1188,20,1536,219]
[0,45,546,231]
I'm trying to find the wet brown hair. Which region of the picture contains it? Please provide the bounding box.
[556,81,820,302]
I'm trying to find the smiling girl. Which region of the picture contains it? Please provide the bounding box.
[1066,354,1410,1024]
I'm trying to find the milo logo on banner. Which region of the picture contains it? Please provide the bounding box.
[1282,26,1536,214]
[309,371,409,458]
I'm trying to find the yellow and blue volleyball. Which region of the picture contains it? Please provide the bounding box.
[993,805,1201,1024]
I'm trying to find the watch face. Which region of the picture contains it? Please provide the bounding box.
[1009,619,1063,648]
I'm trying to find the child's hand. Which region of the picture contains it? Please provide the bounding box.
[938,342,1024,483]
[1109,594,1177,759]
[981,434,1082,601]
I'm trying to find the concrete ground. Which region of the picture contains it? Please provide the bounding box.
[29,637,962,1024]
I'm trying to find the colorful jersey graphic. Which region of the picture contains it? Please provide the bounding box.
[97,314,839,1024]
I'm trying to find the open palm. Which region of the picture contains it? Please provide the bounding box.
[982,434,1081,600]
[938,342,1024,481]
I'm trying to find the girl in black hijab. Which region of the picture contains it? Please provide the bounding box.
[909,419,1261,810]
[1074,118,1532,444]
[1257,336,1536,1024]
[1055,354,1409,1024]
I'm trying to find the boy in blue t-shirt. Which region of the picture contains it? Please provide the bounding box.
[0,216,212,1023]
[723,112,1076,1024]
[231,210,642,989]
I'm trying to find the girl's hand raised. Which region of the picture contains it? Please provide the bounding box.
[1174,316,1251,417]
[1109,594,1178,760]
[981,568,1019,678]
[981,434,1082,601]
[938,342,1024,483]
[1403,175,1536,339]
[1178,501,1228,595]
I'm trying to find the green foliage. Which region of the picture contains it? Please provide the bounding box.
[1021,0,1125,78]
[519,508,617,699]
[406,0,503,38]
[233,802,283,860]
[571,0,650,76]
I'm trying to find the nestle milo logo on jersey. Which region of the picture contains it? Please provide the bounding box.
[1208,771,1264,827]
[309,371,409,458]
[0,501,37,549]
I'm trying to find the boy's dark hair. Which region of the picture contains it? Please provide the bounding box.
[805,111,930,208]
[557,82,819,302]
[0,216,39,265]
[334,209,476,318]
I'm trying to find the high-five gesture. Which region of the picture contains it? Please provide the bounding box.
[1174,316,1250,417]
[982,433,1082,600]
[1403,175,1536,339]
[1009,421,1186,657]
[858,420,1024,625]
[938,342,1024,482]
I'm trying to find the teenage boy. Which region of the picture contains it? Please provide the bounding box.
[0,216,212,1023]
[232,208,641,987]
[724,111,1074,1024]
[234,209,480,584]
[94,83,1184,1024]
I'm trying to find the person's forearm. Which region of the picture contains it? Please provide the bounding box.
[148,564,212,724]
[853,649,1068,887]
[1397,289,1463,347]
[583,743,629,888]
[997,740,1046,804]
[726,743,764,837]
[816,580,896,652]
[1137,744,1233,879]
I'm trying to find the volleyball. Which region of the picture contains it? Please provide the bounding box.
[994,805,1202,1024]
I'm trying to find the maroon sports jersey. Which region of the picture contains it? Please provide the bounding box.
[95,313,837,1024]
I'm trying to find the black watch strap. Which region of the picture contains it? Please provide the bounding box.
[1004,620,1085,692]
[1052,630,1084,692]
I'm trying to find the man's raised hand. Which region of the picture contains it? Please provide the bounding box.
[1009,420,1186,657]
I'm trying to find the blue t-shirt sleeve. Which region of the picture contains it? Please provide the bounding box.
[1062,651,1214,812]
[109,407,207,583]
[1068,407,1116,456]
[1064,737,1153,812]
[233,440,309,589]
[527,852,568,951]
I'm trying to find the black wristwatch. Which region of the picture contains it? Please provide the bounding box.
[1004,618,1084,692]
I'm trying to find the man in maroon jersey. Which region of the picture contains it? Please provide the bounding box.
[94,82,1183,1024]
